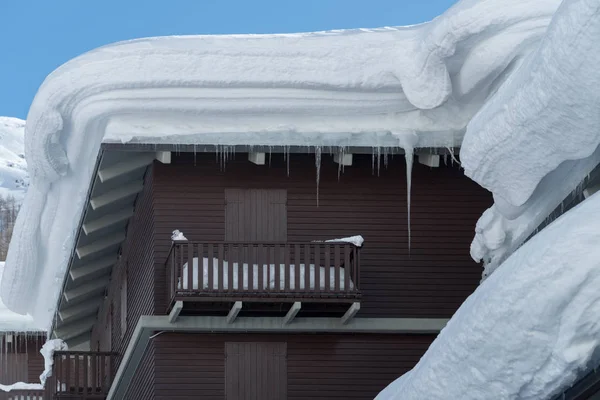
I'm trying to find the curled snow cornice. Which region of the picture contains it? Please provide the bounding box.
[2,0,559,324]
[462,0,600,273]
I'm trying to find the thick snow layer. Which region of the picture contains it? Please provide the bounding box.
[315,235,365,247]
[0,382,43,392]
[1,0,560,328]
[0,118,28,203]
[0,262,41,332]
[376,191,600,400]
[180,257,354,291]
[461,0,600,274]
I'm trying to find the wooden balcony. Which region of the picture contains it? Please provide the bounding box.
[0,390,45,400]
[44,351,117,400]
[166,241,361,313]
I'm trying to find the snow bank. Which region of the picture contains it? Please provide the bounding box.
[461,0,600,274]
[0,117,28,203]
[376,190,600,400]
[0,262,41,332]
[1,0,560,328]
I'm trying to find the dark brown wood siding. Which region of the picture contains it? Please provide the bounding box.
[91,166,156,398]
[124,341,155,400]
[153,153,491,317]
[154,332,434,400]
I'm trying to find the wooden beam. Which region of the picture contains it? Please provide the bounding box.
[341,302,361,325]
[248,152,266,165]
[155,151,171,164]
[70,255,116,282]
[283,302,302,325]
[63,278,110,303]
[169,301,184,323]
[83,208,134,235]
[76,232,126,259]
[97,153,155,183]
[584,185,600,199]
[227,301,243,324]
[59,298,103,323]
[55,315,97,341]
[417,154,440,168]
[333,153,353,166]
[90,182,144,210]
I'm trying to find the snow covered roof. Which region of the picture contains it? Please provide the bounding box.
[0,118,28,203]
[1,0,561,331]
[376,189,600,400]
[0,262,42,332]
[460,0,600,276]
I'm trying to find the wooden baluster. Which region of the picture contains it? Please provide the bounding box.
[227,243,234,292]
[274,244,280,292]
[83,354,89,400]
[334,245,340,292]
[207,244,214,292]
[248,244,255,292]
[187,242,194,292]
[284,244,290,292]
[265,244,271,293]
[75,354,80,394]
[304,244,311,293]
[314,244,321,294]
[91,353,97,394]
[294,244,301,292]
[198,243,204,292]
[257,244,264,292]
[345,245,351,293]
[325,245,331,294]
[218,244,224,292]
[100,354,106,393]
[64,353,69,394]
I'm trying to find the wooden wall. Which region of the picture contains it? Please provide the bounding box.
[152,153,491,317]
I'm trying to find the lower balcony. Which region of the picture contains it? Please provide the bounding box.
[44,351,117,400]
[0,390,45,400]
[166,241,362,319]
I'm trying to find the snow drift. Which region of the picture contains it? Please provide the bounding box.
[0,262,41,332]
[0,117,28,203]
[1,0,561,327]
[376,189,600,400]
[461,0,600,275]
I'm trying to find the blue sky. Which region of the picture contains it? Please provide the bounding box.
[0,0,457,119]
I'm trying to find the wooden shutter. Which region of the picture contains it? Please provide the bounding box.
[225,342,287,400]
[225,189,287,242]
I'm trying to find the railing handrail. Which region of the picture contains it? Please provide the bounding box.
[171,240,362,247]
[53,350,117,357]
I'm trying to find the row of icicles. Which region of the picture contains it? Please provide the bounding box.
[167,144,459,252]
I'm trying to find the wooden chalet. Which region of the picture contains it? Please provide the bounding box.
[41,144,492,399]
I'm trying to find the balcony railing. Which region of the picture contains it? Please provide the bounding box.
[166,241,361,308]
[0,390,45,400]
[44,351,117,400]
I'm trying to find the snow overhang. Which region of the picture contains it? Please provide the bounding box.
[0,0,560,330]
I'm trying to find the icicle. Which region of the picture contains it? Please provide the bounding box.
[393,132,419,253]
[269,146,272,167]
[371,147,376,175]
[377,147,382,176]
[337,147,343,181]
[315,146,322,206]
[286,146,291,177]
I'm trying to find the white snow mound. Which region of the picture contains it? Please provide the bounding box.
[0,117,28,203]
[461,0,600,274]
[1,0,560,327]
[376,190,600,400]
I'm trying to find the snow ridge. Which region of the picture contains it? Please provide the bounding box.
[461,0,600,276]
